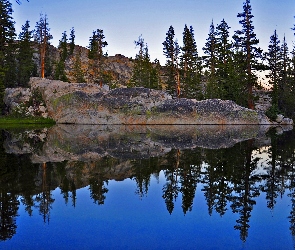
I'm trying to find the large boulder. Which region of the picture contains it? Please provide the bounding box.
[27,77,273,125]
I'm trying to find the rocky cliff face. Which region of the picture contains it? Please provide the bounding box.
[49,44,134,86]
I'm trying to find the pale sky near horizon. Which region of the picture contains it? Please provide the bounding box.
[12,0,295,65]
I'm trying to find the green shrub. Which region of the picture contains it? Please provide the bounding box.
[265,104,280,121]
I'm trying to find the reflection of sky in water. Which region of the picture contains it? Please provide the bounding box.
[3,170,293,250]
[1,126,295,249]
[251,146,271,176]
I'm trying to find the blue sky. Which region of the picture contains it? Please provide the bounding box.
[12,0,295,65]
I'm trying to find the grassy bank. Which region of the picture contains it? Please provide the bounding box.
[0,116,56,129]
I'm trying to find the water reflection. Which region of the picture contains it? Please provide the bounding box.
[0,125,294,246]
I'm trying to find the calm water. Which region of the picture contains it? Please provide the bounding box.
[0,125,295,249]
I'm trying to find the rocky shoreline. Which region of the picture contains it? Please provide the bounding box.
[4,77,294,126]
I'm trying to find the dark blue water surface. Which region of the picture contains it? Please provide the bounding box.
[0,125,295,249]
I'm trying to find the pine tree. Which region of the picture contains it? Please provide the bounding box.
[233,0,261,109]
[150,59,162,90]
[88,29,108,84]
[69,27,75,56]
[279,36,292,116]
[281,37,295,118]
[34,13,53,78]
[54,31,68,82]
[265,30,282,114]
[0,0,17,88]
[72,48,85,83]
[17,20,35,87]
[129,35,145,87]
[0,0,16,110]
[215,19,238,101]
[163,25,180,97]
[181,25,202,99]
[203,21,218,99]
[280,35,289,95]
[284,18,295,117]
[129,35,160,89]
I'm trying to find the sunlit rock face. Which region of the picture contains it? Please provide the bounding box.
[28,77,272,125]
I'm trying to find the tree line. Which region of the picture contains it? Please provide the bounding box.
[1,0,295,118]
[0,0,109,110]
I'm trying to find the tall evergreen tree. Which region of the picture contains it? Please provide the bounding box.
[203,20,218,98]
[71,47,85,83]
[88,29,108,84]
[280,35,289,99]
[282,38,295,118]
[34,13,53,78]
[129,35,145,87]
[215,19,232,66]
[129,35,160,89]
[54,31,68,82]
[69,27,75,56]
[265,30,282,113]
[3,42,17,88]
[215,19,241,101]
[150,58,162,90]
[181,25,202,99]
[163,25,180,97]
[233,0,261,109]
[0,0,16,110]
[17,20,35,87]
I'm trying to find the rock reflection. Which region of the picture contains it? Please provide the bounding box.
[0,125,295,243]
[5,124,272,163]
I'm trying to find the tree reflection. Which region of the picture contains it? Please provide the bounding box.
[229,140,260,242]
[1,127,295,243]
[263,133,281,210]
[179,149,201,214]
[34,163,55,224]
[0,192,19,241]
[202,148,233,216]
[274,129,295,237]
[89,178,108,205]
[289,175,295,236]
[56,161,77,207]
[133,158,157,199]
[162,149,180,214]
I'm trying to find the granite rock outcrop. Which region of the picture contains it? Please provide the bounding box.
[23,77,275,125]
[4,77,294,126]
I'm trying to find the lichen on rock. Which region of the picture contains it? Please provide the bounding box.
[4,77,289,126]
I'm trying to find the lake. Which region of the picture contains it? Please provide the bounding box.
[0,124,294,249]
